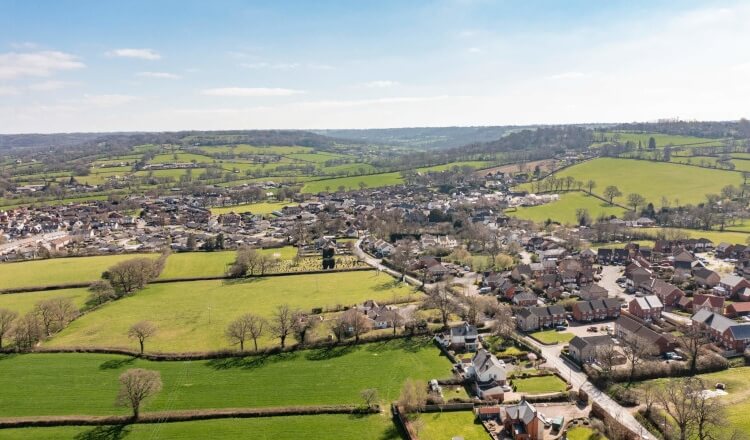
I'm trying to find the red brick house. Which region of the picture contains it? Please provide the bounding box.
[628,295,663,321]
[693,294,725,314]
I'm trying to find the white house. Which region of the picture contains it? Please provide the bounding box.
[450,322,479,351]
[467,349,507,384]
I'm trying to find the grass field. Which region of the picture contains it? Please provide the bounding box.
[0,338,449,416]
[599,131,726,148]
[149,153,214,164]
[158,247,299,279]
[210,201,293,216]
[302,173,403,193]
[48,271,420,352]
[415,411,487,440]
[537,158,742,208]
[0,414,401,440]
[197,145,313,155]
[0,254,156,290]
[0,288,89,315]
[566,426,607,440]
[529,329,575,345]
[640,228,750,246]
[416,161,492,172]
[513,375,568,394]
[510,192,626,225]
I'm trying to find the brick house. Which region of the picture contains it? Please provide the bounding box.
[628,295,663,321]
[579,283,608,300]
[569,335,614,363]
[640,278,684,307]
[615,315,673,355]
[693,294,725,314]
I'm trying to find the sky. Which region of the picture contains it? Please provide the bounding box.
[0,0,748,133]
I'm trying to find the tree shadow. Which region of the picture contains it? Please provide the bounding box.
[99,358,136,370]
[222,277,265,286]
[0,353,18,362]
[206,352,296,370]
[365,337,427,354]
[305,344,356,361]
[74,425,131,440]
[372,279,401,291]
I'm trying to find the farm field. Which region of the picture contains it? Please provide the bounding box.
[416,160,492,172]
[47,271,420,352]
[538,158,742,207]
[639,228,750,246]
[599,131,726,148]
[149,153,214,164]
[302,172,403,193]
[197,144,313,155]
[0,253,156,290]
[158,247,299,279]
[0,287,89,315]
[0,338,449,416]
[0,414,401,440]
[210,201,293,216]
[415,411,487,440]
[513,375,568,394]
[510,192,626,225]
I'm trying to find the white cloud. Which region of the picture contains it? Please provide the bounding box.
[28,80,78,91]
[242,62,301,70]
[362,80,399,88]
[293,95,466,109]
[9,42,39,50]
[106,48,161,60]
[136,71,181,79]
[201,87,304,97]
[467,47,481,53]
[0,86,19,96]
[0,51,84,80]
[546,71,594,80]
[79,94,139,107]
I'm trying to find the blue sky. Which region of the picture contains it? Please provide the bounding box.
[0,0,748,133]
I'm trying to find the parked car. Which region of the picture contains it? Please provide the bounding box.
[664,352,684,361]
[555,325,567,331]
[587,326,598,332]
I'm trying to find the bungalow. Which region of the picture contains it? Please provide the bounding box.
[628,295,663,321]
[725,302,750,318]
[450,323,479,351]
[579,283,609,300]
[569,335,615,363]
[502,400,544,440]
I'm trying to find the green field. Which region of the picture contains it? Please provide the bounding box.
[641,228,750,246]
[537,158,742,207]
[210,201,293,216]
[48,271,420,352]
[149,153,215,164]
[415,411,487,440]
[513,375,568,394]
[287,152,347,163]
[197,144,313,155]
[158,248,299,279]
[0,254,157,290]
[0,288,89,315]
[302,173,403,193]
[511,191,626,225]
[566,426,606,440]
[416,161,492,172]
[0,338,449,416]
[0,414,401,440]
[529,329,575,345]
[600,131,726,148]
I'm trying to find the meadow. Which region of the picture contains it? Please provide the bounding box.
[47,271,420,352]
[599,131,726,148]
[510,191,626,225]
[0,338,449,416]
[0,415,401,440]
[157,247,300,279]
[0,288,89,315]
[638,227,750,246]
[538,158,742,207]
[0,254,157,290]
[415,411,487,440]
[209,201,293,216]
[197,144,313,155]
[302,172,404,193]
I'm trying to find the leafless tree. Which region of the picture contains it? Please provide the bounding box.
[490,303,515,339]
[246,314,266,352]
[424,281,456,329]
[34,297,78,336]
[360,388,379,408]
[621,334,650,384]
[657,377,697,440]
[342,309,371,343]
[0,308,18,349]
[398,378,427,413]
[679,324,706,374]
[271,304,295,348]
[227,247,259,278]
[225,314,256,351]
[594,343,620,376]
[691,378,724,440]
[13,312,43,350]
[106,258,161,296]
[116,368,163,419]
[87,280,116,306]
[292,312,316,345]
[391,239,417,282]
[128,321,158,354]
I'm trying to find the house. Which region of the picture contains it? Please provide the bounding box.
[502,400,544,440]
[628,295,664,321]
[597,248,613,264]
[467,349,507,384]
[692,309,750,352]
[476,405,503,422]
[693,267,720,288]
[516,306,566,331]
[615,315,673,354]
[572,299,621,322]
[579,283,608,300]
[450,323,479,351]
[512,291,538,307]
[716,274,750,299]
[693,294,725,314]
[569,335,614,363]
[725,302,750,318]
[641,278,684,307]
[673,250,696,270]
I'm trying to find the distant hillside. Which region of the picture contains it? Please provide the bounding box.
[313,126,530,149]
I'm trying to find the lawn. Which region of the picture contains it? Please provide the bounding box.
[0,338,449,416]
[47,271,421,352]
[510,191,626,225]
[0,414,401,440]
[415,411,487,440]
[210,201,294,216]
[529,329,575,345]
[0,288,89,315]
[566,426,607,440]
[513,375,568,394]
[534,158,742,208]
[0,254,157,290]
[302,172,403,193]
[158,247,300,279]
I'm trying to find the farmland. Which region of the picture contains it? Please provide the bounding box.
[0,288,89,315]
[598,131,726,148]
[302,172,403,193]
[157,247,309,279]
[209,201,293,216]
[510,191,626,225]
[0,338,450,416]
[47,271,420,352]
[0,415,401,440]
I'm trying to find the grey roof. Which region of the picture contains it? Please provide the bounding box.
[505,400,537,425]
[570,335,613,351]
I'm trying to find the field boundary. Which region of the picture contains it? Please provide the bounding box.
[0,405,379,429]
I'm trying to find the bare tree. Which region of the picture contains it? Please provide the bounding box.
[116,368,163,419]
[657,377,696,440]
[87,280,116,306]
[594,343,620,376]
[360,388,379,408]
[105,258,161,296]
[34,297,78,336]
[621,334,650,385]
[626,193,646,212]
[679,324,706,374]
[0,308,18,349]
[342,309,372,343]
[331,313,348,342]
[271,304,295,348]
[398,378,427,413]
[603,185,622,205]
[12,312,43,350]
[691,378,724,440]
[391,239,417,282]
[246,314,266,352]
[225,314,256,351]
[128,321,157,354]
[292,312,316,345]
[424,282,456,329]
[227,247,259,278]
[490,303,515,339]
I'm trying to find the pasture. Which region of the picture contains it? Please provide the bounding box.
[415,411,487,440]
[210,201,293,216]
[47,271,420,352]
[540,158,742,207]
[0,338,449,416]
[510,192,625,225]
[302,172,403,193]
[639,228,750,246]
[197,144,313,155]
[0,254,157,290]
[158,247,300,279]
[599,131,726,148]
[0,415,401,440]
[0,288,89,315]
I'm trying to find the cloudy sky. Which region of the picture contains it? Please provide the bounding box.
[0,0,748,133]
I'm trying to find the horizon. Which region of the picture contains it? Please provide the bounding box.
[1,0,749,133]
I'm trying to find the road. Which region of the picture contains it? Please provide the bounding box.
[353,238,424,287]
